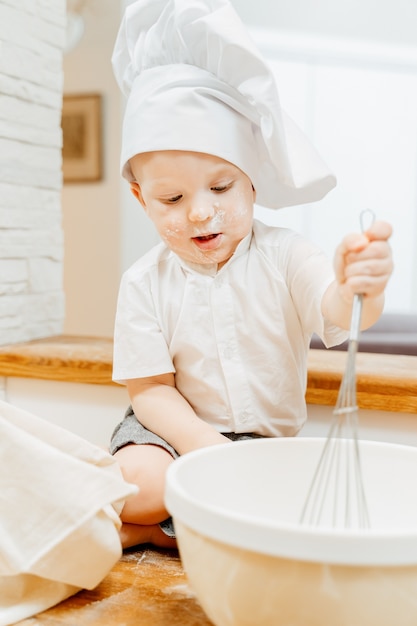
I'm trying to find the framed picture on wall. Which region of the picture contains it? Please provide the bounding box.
[61,93,102,183]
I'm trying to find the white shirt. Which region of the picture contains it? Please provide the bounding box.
[113,220,347,437]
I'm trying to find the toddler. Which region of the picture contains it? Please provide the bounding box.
[110,0,393,549]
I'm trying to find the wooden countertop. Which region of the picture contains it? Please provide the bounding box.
[0,335,416,413]
[306,349,417,413]
[0,335,114,385]
[16,547,213,626]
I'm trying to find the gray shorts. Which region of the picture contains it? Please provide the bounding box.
[110,406,265,539]
[110,406,264,457]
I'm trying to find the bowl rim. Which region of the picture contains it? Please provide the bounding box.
[165,437,417,566]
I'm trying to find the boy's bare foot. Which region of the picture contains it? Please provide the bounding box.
[120,522,177,550]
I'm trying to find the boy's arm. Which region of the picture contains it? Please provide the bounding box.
[321,220,393,330]
[126,373,230,456]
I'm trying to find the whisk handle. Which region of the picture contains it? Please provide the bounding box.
[349,294,363,343]
[349,209,374,343]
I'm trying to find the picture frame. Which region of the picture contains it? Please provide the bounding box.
[61,93,102,183]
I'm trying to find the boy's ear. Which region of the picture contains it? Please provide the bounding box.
[252,184,257,203]
[130,181,146,208]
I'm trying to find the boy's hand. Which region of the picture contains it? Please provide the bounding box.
[333,220,393,304]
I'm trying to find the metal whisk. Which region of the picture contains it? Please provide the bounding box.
[300,212,374,529]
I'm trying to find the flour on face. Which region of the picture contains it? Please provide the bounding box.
[130,150,255,269]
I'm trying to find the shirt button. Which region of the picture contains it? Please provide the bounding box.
[195,289,205,302]
[223,345,233,359]
[240,411,250,423]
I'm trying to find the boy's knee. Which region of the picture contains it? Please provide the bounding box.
[115,443,173,482]
[114,444,174,523]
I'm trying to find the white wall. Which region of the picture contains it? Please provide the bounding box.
[252,31,417,314]
[232,0,417,48]
[62,0,125,337]
[0,0,66,346]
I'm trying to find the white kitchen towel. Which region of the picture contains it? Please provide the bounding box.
[0,399,138,626]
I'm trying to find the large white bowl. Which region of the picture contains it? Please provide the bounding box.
[165,437,417,626]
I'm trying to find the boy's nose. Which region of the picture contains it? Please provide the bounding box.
[188,202,215,222]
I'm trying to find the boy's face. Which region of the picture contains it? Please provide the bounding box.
[129,150,255,269]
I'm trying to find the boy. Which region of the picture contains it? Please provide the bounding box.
[110,0,393,549]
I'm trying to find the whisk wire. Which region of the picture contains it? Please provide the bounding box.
[300,293,371,529]
[300,207,376,528]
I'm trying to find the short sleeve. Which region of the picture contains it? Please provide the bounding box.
[276,229,349,347]
[112,268,175,384]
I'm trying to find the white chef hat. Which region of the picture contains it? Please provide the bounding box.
[112,0,336,209]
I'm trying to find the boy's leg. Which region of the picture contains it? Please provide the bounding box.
[114,442,177,549]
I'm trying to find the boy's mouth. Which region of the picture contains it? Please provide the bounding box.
[195,234,218,241]
[192,232,222,250]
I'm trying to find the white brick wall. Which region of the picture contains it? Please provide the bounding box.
[0,0,66,346]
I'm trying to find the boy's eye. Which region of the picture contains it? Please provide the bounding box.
[163,195,182,204]
[211,183,231,193]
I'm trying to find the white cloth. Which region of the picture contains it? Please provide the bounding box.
[0,400,137,626]
[113,220,348,436]
[112,0,336,209]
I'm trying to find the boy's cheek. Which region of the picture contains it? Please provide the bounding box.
[158,220,187,245]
